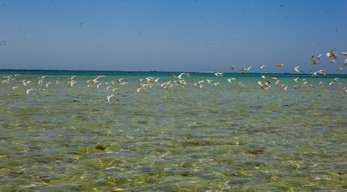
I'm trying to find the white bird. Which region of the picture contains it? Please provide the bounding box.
[260,65,268,69]
[275,80,282,86]
[310,70,317,76]
[337,66,343,71]
[230,64,236,71]
[137,87,146,93]
[311,55,319,65]
[107,94,119,103]
[161,81,173,89]
[316,54,323,60]
[173,73,191,80]
[276,64,285,67]
[293,66,304,73]
[195,83,204,88]
[45,82,52,87]
[343,59,347,66]
[172,74,181,80]
[227,78,236,83]
[94,75,106,82]
[1,78,11,84]
[240,67,251,72]
[257,81,270,89]
[316,70,327,77]
[193,80,204,88]
[21,80,31,86]
[326,48,337,59]
[206,79,213,84]
[145,77,153,82]
[67,76,77,87]
[12,86,19,91]
[38,79,44,85]
[26,88,40,95]
[88,75,105,84]
[179,73,191,79]
[282,86,288,92]
[261,75,271,84]
[214,72,223,76]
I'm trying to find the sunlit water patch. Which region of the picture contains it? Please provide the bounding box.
[0,71,346,191]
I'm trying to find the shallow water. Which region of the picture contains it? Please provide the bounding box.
[0,70,346,191]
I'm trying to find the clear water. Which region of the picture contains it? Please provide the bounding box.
[1,70,346,191]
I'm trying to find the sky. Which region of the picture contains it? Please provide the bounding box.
[0,0,347,74]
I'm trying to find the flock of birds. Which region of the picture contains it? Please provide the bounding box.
[230,48,347,75]
[1,49,346,103]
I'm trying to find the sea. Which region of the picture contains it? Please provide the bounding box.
[0,70,346,191]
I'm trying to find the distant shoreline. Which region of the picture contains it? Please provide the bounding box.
[1,68,346,76]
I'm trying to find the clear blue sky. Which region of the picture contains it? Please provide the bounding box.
[1,0,346,74]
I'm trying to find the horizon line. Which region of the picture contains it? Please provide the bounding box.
[1,68,346,76]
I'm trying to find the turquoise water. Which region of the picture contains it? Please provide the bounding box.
[0,70,346,191]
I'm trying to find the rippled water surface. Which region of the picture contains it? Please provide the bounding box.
[0,70,346,191]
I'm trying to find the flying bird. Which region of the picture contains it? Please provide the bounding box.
[275,79,282,86]
[343,59,347,66]
[310,55,319,65]
[293,77,299,83]
[178,73,191,79]
[257,81,270,89]
[326,48,337,59]
[227,78,236,83]
[260,65,268,69]
[276,64,285,67]
[316,69,327,77]
[137,87,147,93]
[293,66,304,73]
[240,67,251,72]
[172,74,180,80]
[316,54,323,60]
[214,72,223,76]
[88,75,106,84]
[230,64,236,71]
[261,75,271,84]
[26,88,40,95]
[12,86,19,91]
[310,70,317,76]
[107,94,119,103]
